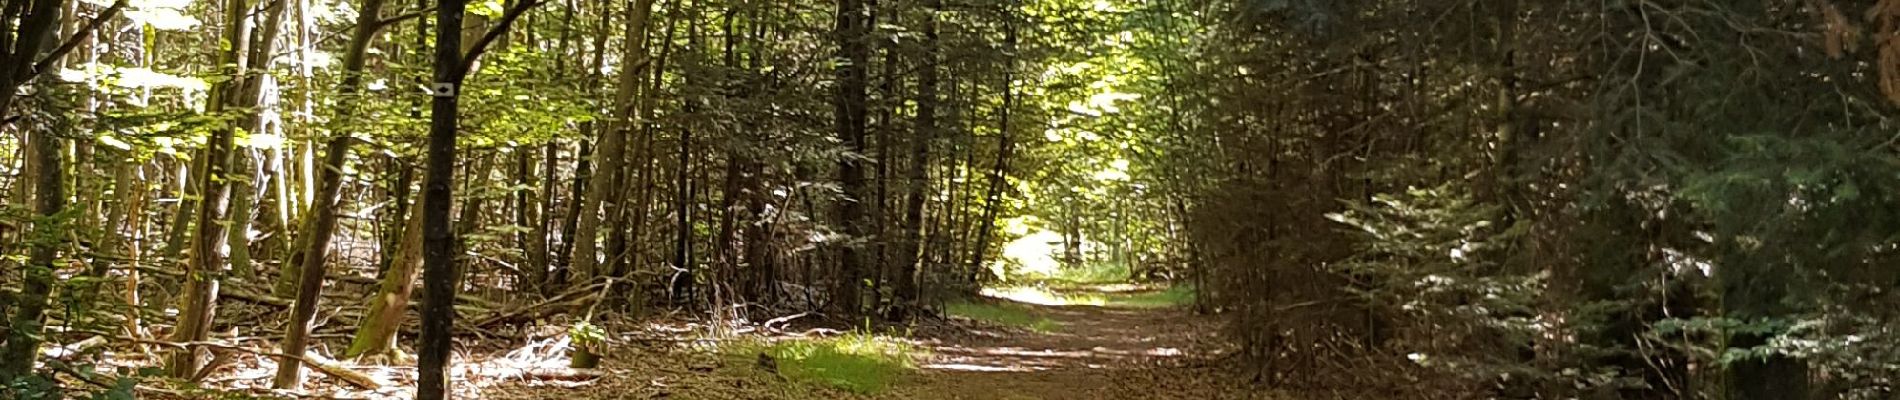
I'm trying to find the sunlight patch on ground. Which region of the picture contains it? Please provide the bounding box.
[978,284,1197,309]
[947,301,1065,332]
[719,331,925,394]
[979,286,1106,306]
[924,363,1033,372]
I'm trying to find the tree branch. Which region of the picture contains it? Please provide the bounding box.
[27,0,128,81]
[457,0,543,79]
[373,6,435,30]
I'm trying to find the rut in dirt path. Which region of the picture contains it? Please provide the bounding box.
[894,291,1246,400]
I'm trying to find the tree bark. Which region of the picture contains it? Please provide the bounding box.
[573,0,655,281]
[892,0,940,319]
[967,16,1016,283]
[345,191,423,360]
[0,101,65,385]
[418,0,537,396]
[832,0,871,318]
[274,0,388,386]
[418,0,467,395]
[167,0,256,377]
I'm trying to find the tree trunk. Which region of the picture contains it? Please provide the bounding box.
[892,0,939,319]
[967,17,1016,282]
[418,0,535,397]
[168,0,257,377]
[418,0,467,395]
[573,0,656,281]
[345,192,424,361]
[0,106,66,384]
[832,0,871,318]
[274,0,388,386]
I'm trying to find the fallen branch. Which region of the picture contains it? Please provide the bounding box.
[479,367,606,382]
[84,332,382,390]
[300,351,381,389]
[472,281,609,328]
[762,312,813,332]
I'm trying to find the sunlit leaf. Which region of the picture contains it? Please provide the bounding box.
[97,135,132,150]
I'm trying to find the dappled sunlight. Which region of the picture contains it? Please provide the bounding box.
[977,283,1196,310]
[997,230,1066,277]
[981,286,1107,306]
[917,291,1222,385]
[925,363,1028,372]
[713,330,926,394]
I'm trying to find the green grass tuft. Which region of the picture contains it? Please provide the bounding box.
[1103,285,1197,308]
[727,331,923,394]
[946,301,1062,332]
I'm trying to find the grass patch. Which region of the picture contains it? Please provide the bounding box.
[1103,285,1197,308]
[945,301,1063,332]
[725,332,923,394]
[1016,261,1131,285]
[1047,262,1131,284]
[979,284,1197,309]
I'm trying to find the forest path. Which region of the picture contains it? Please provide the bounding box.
[890,286,1245,400]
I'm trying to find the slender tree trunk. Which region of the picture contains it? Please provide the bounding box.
[573,0,655,281]
[967,17,1016,282]
[168,0,257,377]
[528,0,571,293]
[162,156,197,261]
[274,0,388,385]
[418,1,535,396]
[94,155,137,277]
[715,0,744,304]
[230,0,285,282]
[345,191,423,360]
[869,0,896,314]
[555,139,590,284]
[0,103,66,384]
[832,0,871,318]
[628,5,679,305]
[418,0,467,395]
[228,149,259,278]
[672,0,704,305]
[892,0,939,318]
[380,158,414,273]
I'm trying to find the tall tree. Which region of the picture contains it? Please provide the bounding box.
[167,0,261,377]
[572,0,656,281]
[417,0,537,397]
[832,0,871,317]
[967,11,1015,281]
[0,0,125,386]
[892,0,940,318]
[274,0,392,386]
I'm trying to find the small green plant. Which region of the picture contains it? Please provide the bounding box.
[568,321,607,368]
[728,331,923,394]
[946,301,1062,332]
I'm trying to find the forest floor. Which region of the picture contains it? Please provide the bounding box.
[92,283,1294,399]
[472,283,1281,400]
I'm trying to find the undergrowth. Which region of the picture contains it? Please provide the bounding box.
[1045,262,1132,284]
[1103,285,1196,308]
[724,331,923,394]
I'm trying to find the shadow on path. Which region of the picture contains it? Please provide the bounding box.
[895,285,1249,400]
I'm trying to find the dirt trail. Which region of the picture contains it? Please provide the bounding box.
[477,288,1264,400]
[894,296,1249,400]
